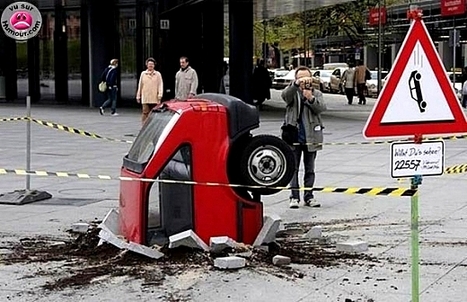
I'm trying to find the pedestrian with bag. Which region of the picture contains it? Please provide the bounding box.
[136,57,164,125]
[281,66,327,209]
[99,59,119,116]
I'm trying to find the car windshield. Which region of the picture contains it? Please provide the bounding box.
[448,72,463,83]
[370,71,388,80]
[275,70,290,78]
[319,71,332,78]
[127,109,177,164]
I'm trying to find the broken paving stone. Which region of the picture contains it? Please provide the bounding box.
[214,256,246,269]
[254,245,269,253]
[168,230,209,252]
[98,229,165,259]
[98,229,129,250]
[209,236,238,253]
[70,222,90,234]
[272,255,291,266]
[127,242,164,260]
[336,241,369,253]
[99,208,119,235]
[230,250,253,258]
[253,214,281,247]
[302,226,322,240]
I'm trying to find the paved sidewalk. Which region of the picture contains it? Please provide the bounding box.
[0,93,466,302]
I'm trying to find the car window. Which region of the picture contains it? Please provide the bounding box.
[332,69,339,76]
[320,71,332,77]
[313,71,320,77]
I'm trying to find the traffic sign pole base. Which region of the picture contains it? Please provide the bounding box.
[0,189,52,205]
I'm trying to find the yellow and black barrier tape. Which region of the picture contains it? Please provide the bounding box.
[30,118,133,144]
[0,168,417,197]
[445,164,467,175]
[4,115,467,147]
[296,134,467,146]
[0,116,27,122]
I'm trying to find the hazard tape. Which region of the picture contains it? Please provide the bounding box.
[297,134,467,147]
[4,116,467,147]
[30,118,133,144]
[0,168,417,197]
[445,164,467,175]
[0,117,27,122]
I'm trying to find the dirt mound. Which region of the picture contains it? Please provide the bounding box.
[0,223,379,291]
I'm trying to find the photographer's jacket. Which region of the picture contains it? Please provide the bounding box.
[281,84,327,152]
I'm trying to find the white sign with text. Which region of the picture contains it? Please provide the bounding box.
[390,141,444,178]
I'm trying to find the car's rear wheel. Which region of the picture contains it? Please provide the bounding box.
[238,135,295,195]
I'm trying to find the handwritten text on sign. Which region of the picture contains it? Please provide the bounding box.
[390,141,444,178]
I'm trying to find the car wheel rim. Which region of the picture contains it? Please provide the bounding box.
[247,145,286,186]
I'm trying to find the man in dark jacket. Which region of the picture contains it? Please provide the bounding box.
[281,66,327,209]
[99,59,119,116]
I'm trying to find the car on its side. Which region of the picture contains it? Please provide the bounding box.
[311,69,332,92]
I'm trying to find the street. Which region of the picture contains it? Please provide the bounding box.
[0,91,466,302]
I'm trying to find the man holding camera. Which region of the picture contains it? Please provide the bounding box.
[281,66,327,209]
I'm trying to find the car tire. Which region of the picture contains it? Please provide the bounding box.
[236,135,295,195]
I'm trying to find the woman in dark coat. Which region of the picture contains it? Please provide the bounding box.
[252,59,272,107]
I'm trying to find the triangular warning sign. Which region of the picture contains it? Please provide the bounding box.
[363,18,467,139]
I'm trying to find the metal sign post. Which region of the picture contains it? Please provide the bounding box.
[0,2,52,205]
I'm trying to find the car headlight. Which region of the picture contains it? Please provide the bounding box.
[369,84,376,89]
[323,81,328,85]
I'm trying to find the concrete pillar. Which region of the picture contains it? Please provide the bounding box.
[229,0,253,104]
[391,43,401,65]
[462,44,467,67]
[437,41,453,70]
[27,37,41,103]
[201,0,224,93]
[54,0,68,104]
[364,45,377,69]
[87,0,119,108]
[0,28,18,101]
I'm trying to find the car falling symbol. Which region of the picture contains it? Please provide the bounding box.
[408,70,426,113]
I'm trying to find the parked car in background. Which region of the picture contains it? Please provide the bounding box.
[366,70,389,97]
[322,62,348,70]
[370,71,462,101]
[271,69,295,90]
[311,69,332,92]
[329,67,350,94]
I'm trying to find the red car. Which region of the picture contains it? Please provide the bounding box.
[119,94,294,246]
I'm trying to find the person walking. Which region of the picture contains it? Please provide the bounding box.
[99,59,119,116]
[252,58,272,108]
[175,56,198,100]
[281,66,327,209]
[341,62,356,105]
[136,57,164,125]
[354,60,369,105]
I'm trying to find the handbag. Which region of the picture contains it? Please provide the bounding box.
[281,124,298,145]
[98,81,107,92]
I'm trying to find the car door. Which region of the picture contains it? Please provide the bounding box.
[312,71,321,90]
[330,68,341,93]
